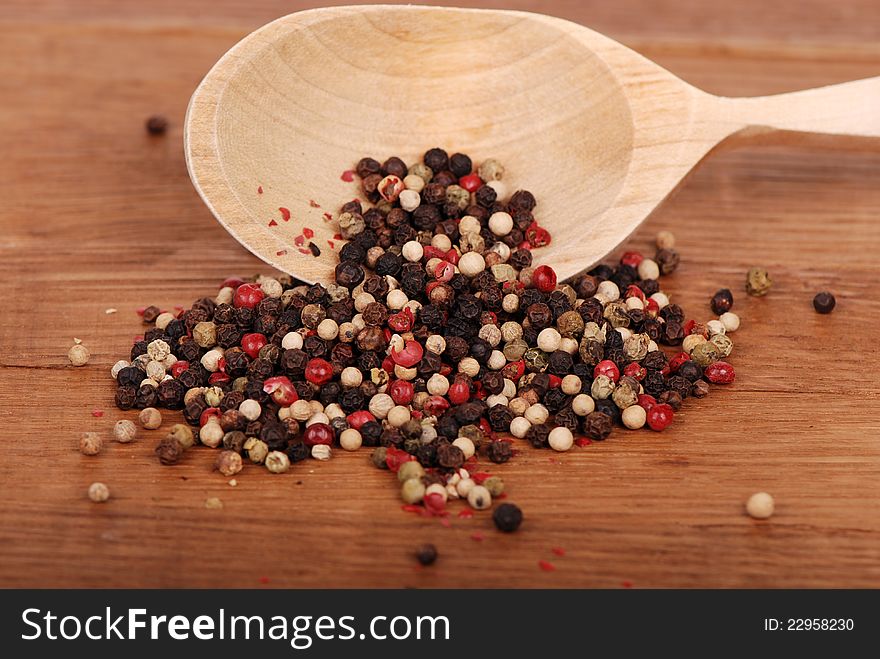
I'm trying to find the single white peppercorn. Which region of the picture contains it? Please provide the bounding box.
[656,230,676,250]
[478,323,502,347]
[387,405,411,428]
[427,373,450,396]
[80,432,103,456]
[548,426,574,452]
[489,241,511,262]
[168,424,195,450]
[265,451,290,474]
[502,378,517,399]
[239,399,262,421]
[485,394,508,408]
[502,293,519,313]
[154,312,175,330]
[199,419,224,448]
[638,258,660,280]
[215,286,234,305]
[621,405,647,429]
[706,319,726,337]
[649,292,669,309]
[401,478,426,504]
[478,158,505,181]
[311,445,332,461]
[244,437,269,464]
[559,337,579,355]
[561,374,582,395]
[398,189,421,212]
[68,344,90,367]
[682,334,708,354]
[458,357,480,377]
[572,394,595,416]
[431,234,452,251]
[281,331,304,350]
[458,252,486,277]
[597,280,620,302]
[215,450,243,476]
[200,348,224,372]
[146,339,171,362]
[260,277,283,298]
[746,492,775,519]
[401,240,424,263]
[368,393,395,419]
[192,321,217,348]
[486,179,507,199]
[425,334,446,355]
[324,403,345,419]
[508,398,530,417]
[537,327,562,352]
[138,407,162,430]
[719,312,741,332]
[290,399,313,421]
[306,412,330,427]
[456,477,476,498]
[524,403,549,425]
[317,318,339,341]
[487,350,506,370]
[88,482,110,503]
[113,419,137,443]
[110,359,129,379]
[458,215,481,235]
[403,173,425,193]
[626,296,645,311]
[591,375,615,400]
[488,211,513,236]
[452,436,476,459]
[467,485,492,510]
[339,428,363,451]
[340,366,363,388]
[508,418,532,442]
[386,289,408,310]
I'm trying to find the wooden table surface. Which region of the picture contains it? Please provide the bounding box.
[1,0,879,588]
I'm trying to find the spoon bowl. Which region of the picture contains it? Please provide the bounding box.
[186,5,879,283]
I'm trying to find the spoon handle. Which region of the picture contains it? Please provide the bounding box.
[717,76,880,139]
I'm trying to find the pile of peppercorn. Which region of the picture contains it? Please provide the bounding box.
[111,147,738,525]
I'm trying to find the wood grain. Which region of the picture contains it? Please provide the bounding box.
[1,0,879,588]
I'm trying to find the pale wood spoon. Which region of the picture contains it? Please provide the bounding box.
[185,5,879,284]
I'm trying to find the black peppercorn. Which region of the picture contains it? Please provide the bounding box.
[334,261,365,289]
[356,157,381,179]
[583,411,613,440]
[813,291,836,314]
[448,152,472,177]
[145,115,168,135]
[156,378,185,409]
[710,288,734,315]
[286,442,310,463]
[436,442,465,469]
[678,360,703,383]
[114,385,137,410]
[655,248,680,275]
[416,543,438,566]
[493,503,523,533]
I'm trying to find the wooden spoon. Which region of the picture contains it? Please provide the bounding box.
[185,5,879,284]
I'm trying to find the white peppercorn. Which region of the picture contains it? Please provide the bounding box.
[458,215,481,235]
[524,403,549,425]
[458,252,486,277]
[317,318,339,340]
[591,375,615,399]
[244,437,269,464]
[746,492,775,519]
[656,230,676,250]
[387,405,411,427]
[427,373,450,396]
[215,450,243,476]
[458,357,480,377]
[478,324,502,347]
[311,445,332,461]
[281,331,304,350]
[401,478,426,504]
[572,394,595,416]
[398,189,421,212]
[200,348,224,372]
[467,485,492,510]
[110,359,129,379]
[597,280,620,301]
[386,289,408,310]
[431,234,452,251]
[706,320,726,337]
[621,405,647,429]
[216,286,234,305]
[455,477,476,498]
[649,292,669,309]
[626,296,645,311]
[682,334,707,354]
[340,366,363,388]
[638,258,660,280]
[719,312,740,332]
[488,211,513,236]
[452,436,476,459]
[487,350,506,370]
[425,334,446,355]
[68,344,90,366]
[561,374,582,395]
[192,321,217,348]
[537,327,562,352]
[401,240,424,262]
[368,393,395,419]
[88,482,110,503]
[138,407,162,430]
[146,339,171,362]
[239,399,261,421]
[502,293,519,313]
[478,158,504,181]
[340,428,363,451]
[425,483,448,503]
[265,451,290,473]
[403,173,425,193]
[486,394,508,408]
[306,412,330,427]
[290,399,313,421]
[548,426,574,452]
[80,432,103,456]
[113,419,137,443]
[508,398,530,417]
[502,378,517,399]
[154,312,175,330]
[168,424,194,450]
[199,419,224,448]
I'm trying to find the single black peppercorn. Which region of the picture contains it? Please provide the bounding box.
[145,115,168,135]
[448,152,472,177]
[486,439,513,464]
[492,503,523,533]
[813,291,836,314]
[416,543,438,566]
[710,288,734,315]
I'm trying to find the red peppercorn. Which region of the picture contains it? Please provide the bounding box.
[668,352,691,373]
[170,360,189,378]
[423,492,446,515]
[241,332,268,359]
[594,359,620,383]
[391,339,423,368]
[208,372,230,385]
[448,381,470,405]
[220,276,246,289]
[624,284,646,301]
[233,283,264,309]
[502,359,525,382]
[547,374,562,389]
[637,394,657,411]
[532,265,557,293]
[387,307,414,333]
[423,395,450,416]
[388,379,414,405]
[458,173,482,192]
[385,446,415,473]
[303,423,334,447]
[262,375,298,405]
[646,403,674,431]
[525,222,551,247]
[346,410,376,430]
[434,260,455,282]
[381,356,396,374]
[620,251,643,267]
[422,245,447,261]
[199,407,222,427]
[444,248,460,266]
[304,358,334,385]
[704,361,736,384]
[623,362,646,380]
[645,298,660,316]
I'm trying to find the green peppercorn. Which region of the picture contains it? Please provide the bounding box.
[397,461,425,483]
[523,347,549,372]
[401,478,426,504]
[371,447,388,469]
[483,476,505,497]
[691,341,721,367]
[746,266,772,296]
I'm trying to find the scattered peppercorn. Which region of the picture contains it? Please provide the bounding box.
[415,543,438,566]
[145,115,168,135]
[79,432,103,456]
[68,343,90,366]
[492,503,523,532]
[812,291,835,314]
[746,267,772,296]
[746,491,774,519]
[88,482,110,503]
